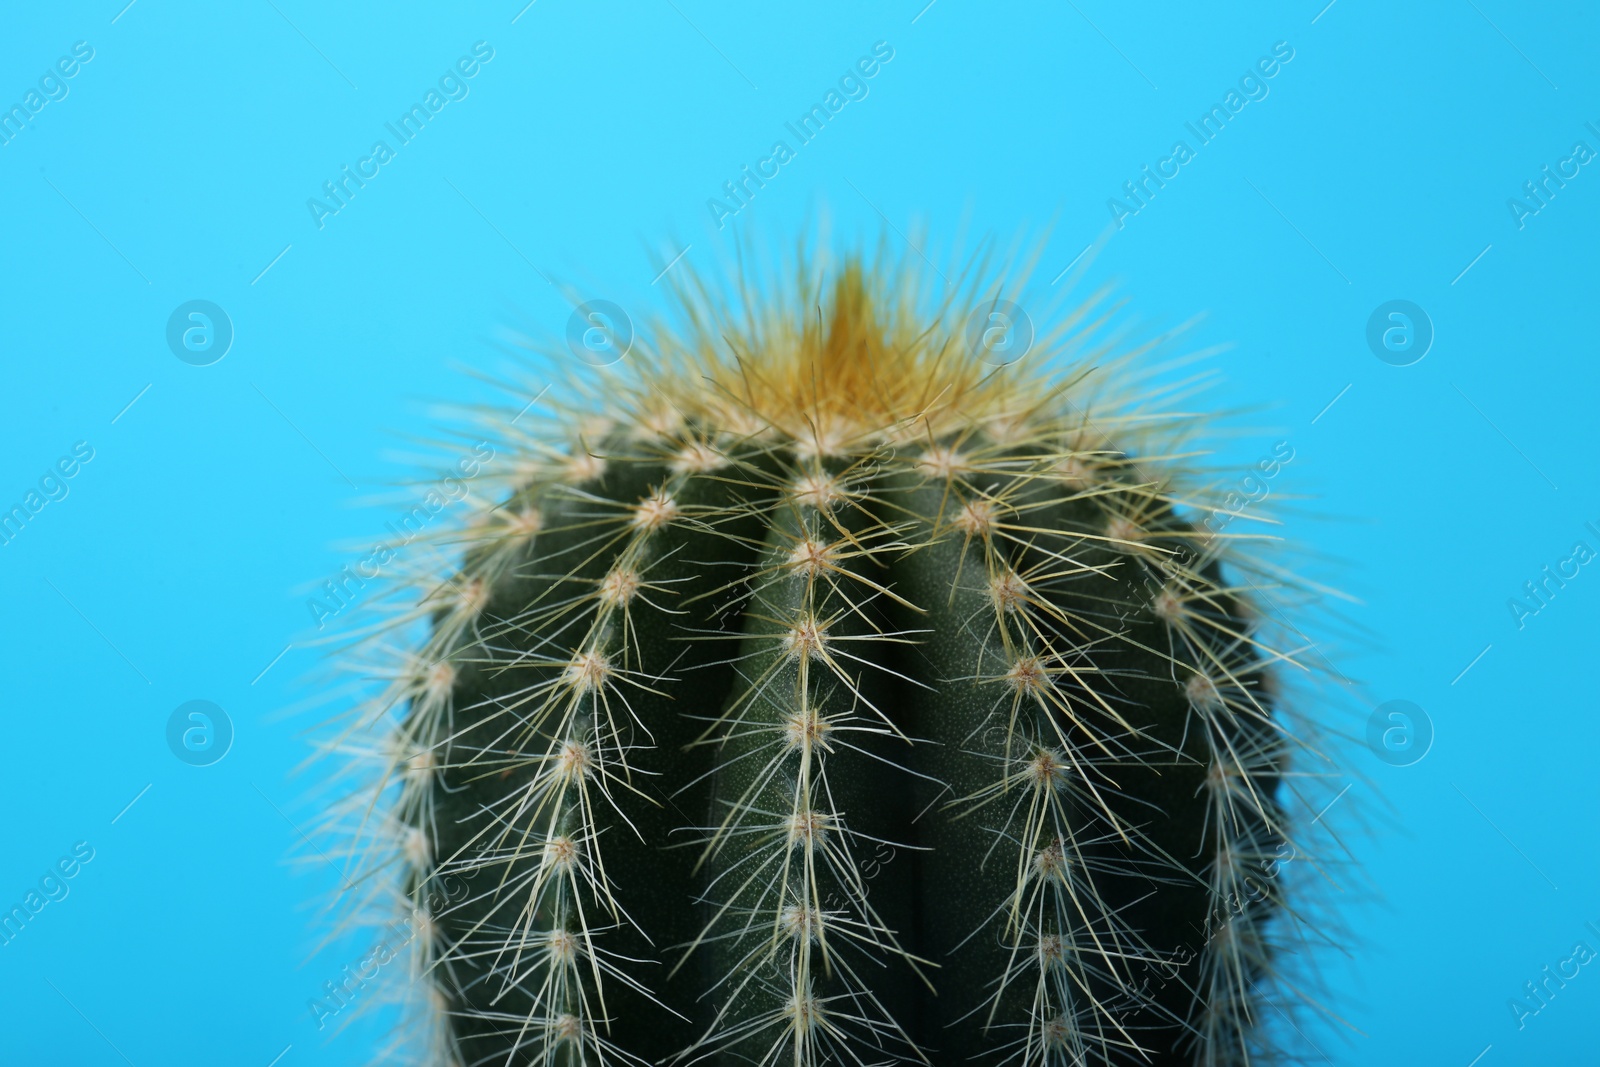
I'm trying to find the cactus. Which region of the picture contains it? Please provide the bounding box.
[324,245,1323,1067]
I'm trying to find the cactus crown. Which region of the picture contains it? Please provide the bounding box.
[318,243,1329,1067]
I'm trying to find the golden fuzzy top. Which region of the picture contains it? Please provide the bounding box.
[551,252,1144,460]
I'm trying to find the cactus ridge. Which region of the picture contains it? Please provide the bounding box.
[318,248,1334,1067]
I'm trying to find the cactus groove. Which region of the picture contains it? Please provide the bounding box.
[329,252,1313,1066]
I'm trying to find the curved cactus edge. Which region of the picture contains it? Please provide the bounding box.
[290,240,1360,1065]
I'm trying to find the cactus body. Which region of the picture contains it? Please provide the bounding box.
[334,254,1307,1066]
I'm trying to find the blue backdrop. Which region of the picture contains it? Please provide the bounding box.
[2,1,1596,1064]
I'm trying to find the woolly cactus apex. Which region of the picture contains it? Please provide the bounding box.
[326,248,1326,1067]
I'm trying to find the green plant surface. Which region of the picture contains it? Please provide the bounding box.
[321,250,1327,1067]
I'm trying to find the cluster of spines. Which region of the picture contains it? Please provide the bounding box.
[888,437,1135,1066]
[430,448,734,1064]
[687,455,928,1067]
[312,260,1334,1067]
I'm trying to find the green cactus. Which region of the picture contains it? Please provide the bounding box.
[326,246,1320,1066]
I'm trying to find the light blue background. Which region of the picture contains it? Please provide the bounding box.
[1,1,1596,1064]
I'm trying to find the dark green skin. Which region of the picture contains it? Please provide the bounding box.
[696,478,920,1064]
[881,460,1236,1064]
[407,437,1278,1066]
[422,449,779,1065]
